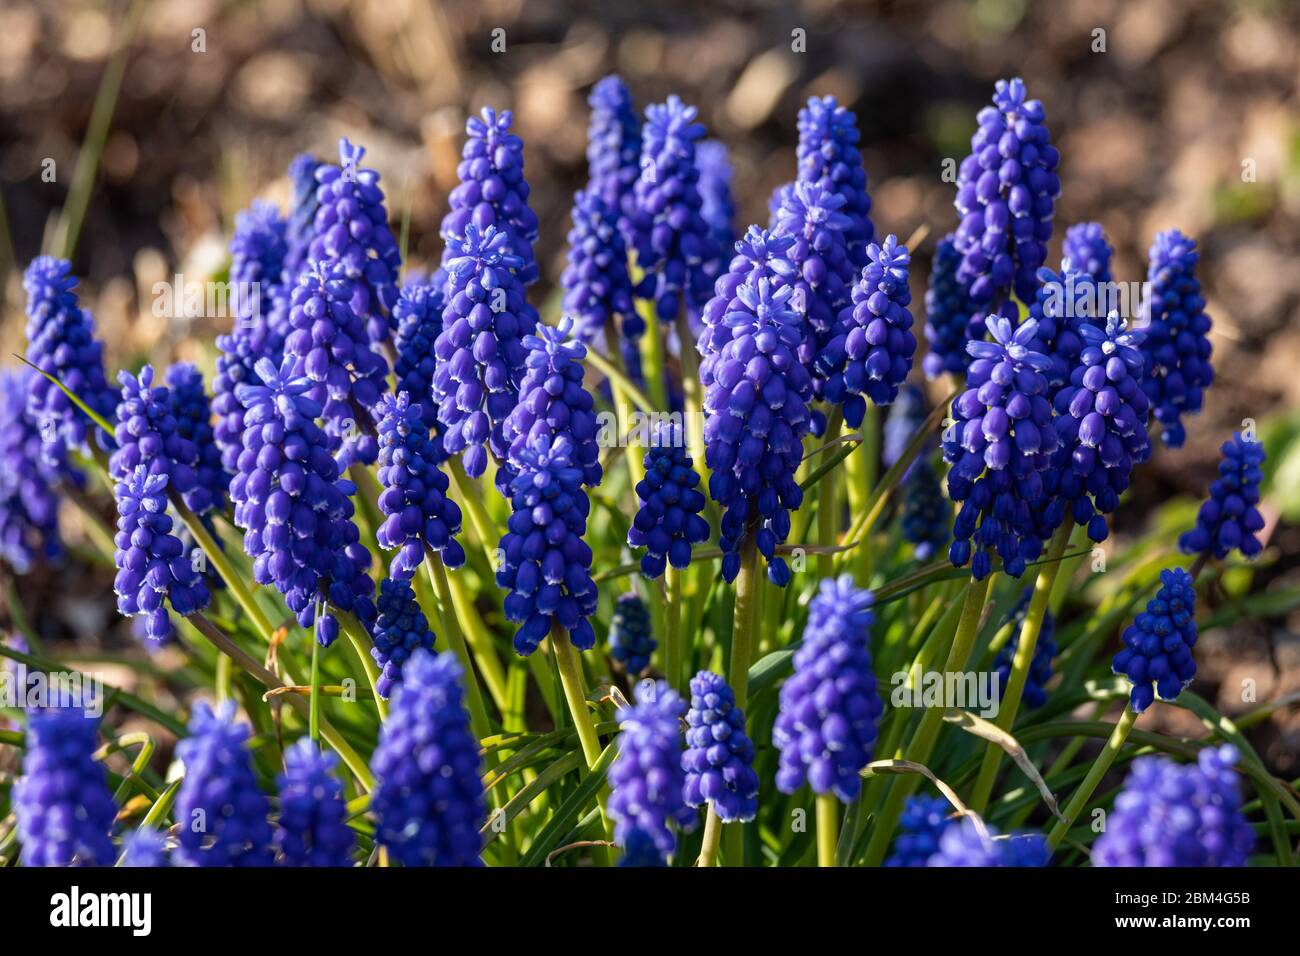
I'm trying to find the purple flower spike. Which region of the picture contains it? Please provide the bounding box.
[1179,432,1266,561]
[1,367,69,572]
[274,737,355,867]
[1111,567,1198,713]
[683,670,759,823]
[608,680,691,857]
[1062,221,1114,283]
[697,139,737,271]
[795,96,874,269]
[628,421,710,578]
[561,188,637,362]
[371,577,438,699]
[585,75,641,237]
[608,592,655,676]
[922,234,978,379]
[165,363,230,514]
[927,819,1050,867]
[393,274,448,439]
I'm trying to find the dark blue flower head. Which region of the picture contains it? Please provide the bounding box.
[953,78,1060,306]
[230,356,376,640]
[629,420,710,578]
[1093,745,1254,867]
[111,365,200,505]
[630,95,716,322]
[1062,221,1113,283]
[1048,314,1151,542]
[284,153,323,279]
[501,317,602,490]
[113,467,211,641]
[375,391,465,580]
[993,586,1057,710]
[432,224,539,478]
[1140,229,1213,448]
[393,274,448,437]
[683,670,758,823]
[307,138,402,344]
[1179,432,1266,561]
[820,234,917,425]
[121,827,168,867]
[442,107,540,286]
[885,795,953,866]
[14,705,117,866]
[697,140,737,267]
[497,433,597,656]
[795,95,874,268]
[23,256,116,463]
[0,367,67,572]
[371,650,485,866]
[618,826,668,867]
[585,75,641,231]
[372,577,438,699]
[608,592,655,676]
[1025,265,1103,388]
[942,312,1059,579]
[274,737,355,867]
[774,576,883,802]
[608,680,690,857]
[174,699,275,867]
[165,363,229,514]
[901,460,951,563]
[1112,567,1198,713]
[702,276,813,586]
[561,189,637,354]
[284,258,391,469]
[922,234,978,379]
[928,818,1050,867]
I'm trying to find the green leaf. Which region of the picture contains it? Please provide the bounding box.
[520,742,616,867]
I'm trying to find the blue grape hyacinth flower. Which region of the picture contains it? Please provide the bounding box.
[561,188,637,351]
[1062,221,1113,283]
[371,578,438,699]
[166,363,230,514]
[1179,432,1266,561]
[921,234,978,379]
[585,75,641,231]
[1111,567,1198,713]
[628,421,710,578]
[392,274,448,437]
[110,365,201,509]
[901,459,951,563]
[371,650,485,866]
[683,670,759,823]
[927,818,1050,867]
[795,95,874,269]
[885,796,954,867]
[608,680,691,858]
[0,367,69,572]
[697,139,737,269]
[274,737,355,867]
[120,827,168,868]
[774,576,883,803]
[284,152,323,279]
[608,592,655,676]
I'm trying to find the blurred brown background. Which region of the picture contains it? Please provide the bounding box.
[1,0,1298,762]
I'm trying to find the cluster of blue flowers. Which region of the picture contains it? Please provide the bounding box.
[928,819,1050,867]
[608,592,655,676]
[166,363,229,514]
[561,188,637,351]
[921,234,977,378]
[274,738,356,867]
[885,796,952,866]
[1062,221,1114,283]
[1093,745,1254,867]
[795,95,874,268]
[372,577,438,699]
[585,76,641,229]
[628,422,710,577]
[0,368,68,572]
[774,576,882,802]
[110,366,202,507]
[1112,567,1198,713]
[608,680,691,859]
[900,459,951,562]
[683,670,759,822]
[697,140,737,263]
[392,275,448,437]
[1179,433,1266,560]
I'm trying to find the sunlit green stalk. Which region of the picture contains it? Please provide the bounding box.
[697,806,724,867]
[816,794,839,867]
[724,531,762,867]
[309,635,321,743]
[448,457,500,567]
[1047,704,1138,849]
[664,565,684,695]
[425,550,493,744]
[337,611,388,721]
[818,406,844,580]
[639,300,669,412]
[550,621,612,858]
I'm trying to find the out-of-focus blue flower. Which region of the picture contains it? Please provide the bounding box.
[922,234,978,379]
[683,670,758,823]
[608,592,655,676]
[927,818,1050,866]
[993,586,1057,710]
[274,737,355,867]
[1062,221,1113,283]
[0,367,68,572]
[120,827,168,867]
[795,95,874,269]
[165,363,229,514]
[1111,567,1198,713]
[561,189,637,352]
[628,421,710,578]
[371,578,437,699]
[393,274,447,438]
[1179,433,1266,561]
[885,795,953,867]
[608,680,690,857]
[697,139,737,272]
[585,75,641,233]
[285,153,323,278]
[901,459,950,563]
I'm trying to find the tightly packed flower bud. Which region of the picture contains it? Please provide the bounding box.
[885,796,953,867]
[608,680,690,857]
[174,700,275,867]
[774,576,883,802]
[113,467,210,642]
[501,318,602,490]
[697,139,737,269]
[497,434,598,655]
[274,737,355,867]
[284,153,323,279]
[1048,315,1151,543]
[441,107,540,286]
[284,259,391,468]
[0,367,67,572]
[165,363,229,513]
[702,276,813,586]
[683,670,758,822]
[307,139,402,343]
[120,827,168,867]
[393,274,447,437]
[561,189,638,358]
[628,422,710,578]
[14,706,117,866]
[795,95,874,268]
[214,203,291,472]
[111,365,199,503]
[993,586,1057,710]
[1179,433,1266,561]
[230,357,376,640]
[927,819,1050,867]
[1093,745,1254,867]
[901,460,951,563]
[608,592,655,676]
[375,391,465,580]
[585,75,641,233]
[1112,567,1198,713]
[942,313,1058,579]
[953,78,1060,306]
[23,257,117,462]
[1062,221,1113,283]
[1140,230,1213,448]
[922,235,978,379]
[630,95,716,322]
[371,650,485,866]
[432,224,539,478]
[372,578,438,699]
[820,234,917,425]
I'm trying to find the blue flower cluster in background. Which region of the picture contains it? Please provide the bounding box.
[608,680,690,859]
[1179,432,1266,560]
[608,592,655,676]
[683,670,759,822]
[1112,567,1198,713]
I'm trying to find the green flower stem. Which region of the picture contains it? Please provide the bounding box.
[448,457,501,568]
[1047,704,1138,849]
[857,405,879,583]
[337,610,388,721]
[968,520,1074,812]
[862,573,993,866]
[818,406,844,580]
[443,569,510,711]
[603,315,647,494]
[697,805,724,867]
[724,530,762,867]
[816,794,839,867]
[674,311,711,492]
[664,564,684,695]
[550,621,613,855]
[186,611,374,790]
[425,550,494,747]
[638,299,669,412]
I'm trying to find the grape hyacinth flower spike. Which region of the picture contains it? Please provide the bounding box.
[371,578,438,699]
[375,391,465,580]
[697,139,737,272]
[922,234,977,379]
[561,188,637,356]
[885,796,953,867]
[1062,221,1113,283]
[608,592,655,676]
[274,737,356,867]
[1179,432,1266,561]
[927,819,1050,867]
[110,365,200,506]
[371,650,486,866]
[585,75,641,230]
[628,421,710,578]
[795,95,874,268]
[0,367,68,572]
[683,670,759,823]
[1111,567,1198,713]
[942,312,1058,579]
[901,459,951,563]
[284,152,323,279]
[392,274,448,437]
[774,576,883,802]
[166,363,230,513]
[608,680,691,857]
